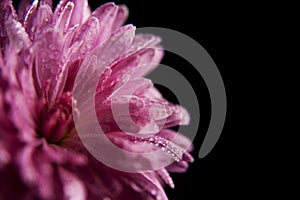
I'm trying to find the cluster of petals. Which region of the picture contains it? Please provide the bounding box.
[0,0,193,199]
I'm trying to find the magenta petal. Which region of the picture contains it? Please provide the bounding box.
[74,25,135,102]
[40,0,53,7]
[4,16,30,55]
[54,0,90,25]
[55,1,74,33]
[0,142,11,169]
[108,47,163,81]
[126,172,169,200]
[5,89,36,142]
[156,168,175,188]
[59,167,87,200]
[166,160,189,173]
[69,16,100,58]
[33,29,63,99]
[130,47,164,77]
[1,1,194,199]
[91,3,118,45]
[130,34,162,51]
[17,0,33,23]
[35,4,53,33]
[23,0,38,40]
[69,0,90,26]
[0,0,17,21]
[17,143,40,185]
[157,129,193,151]
[112,5,129,31]
[163,105,190,127]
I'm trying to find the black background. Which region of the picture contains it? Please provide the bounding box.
[13,0,254,199]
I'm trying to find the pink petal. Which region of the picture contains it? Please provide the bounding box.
[156,168,175,188]
[166,160,189,173]
[73,25,135,104]
[17,143,40,185]
[2,16,31,86]
[54,0,90,26]
[91,3,118,46]
[69,16,100,58]
[33,28,63,101]
[55,1,74,33]
[40,0,53,7]
[5,89,36,142]
[112,5,129,31]
[17,0,33,23]
[43,142,87,165]
[108,47,163,81]
[59,167,87,200]
[35,4,53,34]
[130,34,162,52]
[0,0,17,21]
[69,0,90,26]
[23,0,38,40]
[157,129,193,150]
[124,172,169,200]
[4,15,30,55]
[0,142,11,169]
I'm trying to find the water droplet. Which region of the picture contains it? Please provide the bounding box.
[51,66,61,75]
[135,99,144,108]
[80,46,87,54]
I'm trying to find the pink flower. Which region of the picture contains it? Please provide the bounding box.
[0,0,193,199]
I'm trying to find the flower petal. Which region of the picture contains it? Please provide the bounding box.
[73,24,135,106]
[59,167,87,200]
[54,0,90,26]
[112,5,129,31]
[69,0,90,26]
[23,0,38,40]
[55,1,74,33]
[91,3,118,46]
[17,0,33,23]
[33,28,63,100]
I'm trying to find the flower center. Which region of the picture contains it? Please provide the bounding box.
[36,92,75,144]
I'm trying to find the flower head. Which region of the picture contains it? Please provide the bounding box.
[0,0,193,199]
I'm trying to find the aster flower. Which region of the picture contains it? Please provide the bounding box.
[0,0,194,199]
